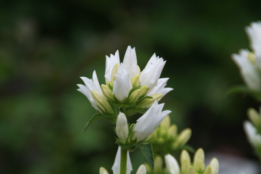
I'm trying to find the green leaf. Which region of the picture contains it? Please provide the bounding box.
[227,85,250,96]
[82,113,103,133]
[182,145,195,153]
[138,143,154,168]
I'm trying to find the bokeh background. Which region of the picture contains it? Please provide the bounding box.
[1,0,261,173]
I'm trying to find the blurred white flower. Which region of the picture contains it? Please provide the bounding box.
[116,113,129,143]
[133,101,171,142]
[105,50,120,82]
[123,46,139,79]
[232,50,260,91]
[112,146,132,174]
[77,70,103,111]
[165,154,180,174]
[244,121,261,147]
[246,21,261,66]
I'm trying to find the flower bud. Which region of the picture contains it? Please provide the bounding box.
[210,158,219,174]
[160,115,171,129]
[135,93,163,109]
[139,86,148,96]
[248,108,261,128]
[154,156,163,171]
[165,154,180,174]
[186,167,195,174]
[131,75,140,88]
[248,52,256,64]
[180,150,191,174]
[193,148,205,172]
[136,165,146,174]
[91,90,115,115]
[101,84,115,101]
[116,113,129,143]
[111,63,119,82]
[203,166,212,174]
[129,89,142,103]
[143,163,151,172]
[168,125,177,139]
[99,167,109,174]
[177,129,192,147]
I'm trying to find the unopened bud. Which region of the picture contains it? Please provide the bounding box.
[91,90,115,115]
[129,89,142,103]
[135,93,163,109]
[210,158,219,174]
[203,166,212,174]
[111,63,119,82]
[99,167,109,174]
[139,86,148,96]
[181,150,191,174]
[186,166,195,174]
[116,113,129,143]
[154,156,163,171]
[177,129,192,147]
[131,75,140,88]
[136,65,141,75]
[168,125,177,139]
[248,52,256,64]
[143,163,151,172]
[101,84,115,101]
[160,115,171,129]
[136,165,146,174]
[193,148,205,172]
[165,154,180,174]
[248,108,261,128]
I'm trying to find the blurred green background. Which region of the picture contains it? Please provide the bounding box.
[0,0,261,173]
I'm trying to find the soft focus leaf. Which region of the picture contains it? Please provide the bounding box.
[138,143,154,168]
[82,113,103,133]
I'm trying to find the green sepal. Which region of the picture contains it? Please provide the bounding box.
[82,113,103,133]
[182,145,195,153]
[137,143,154,169]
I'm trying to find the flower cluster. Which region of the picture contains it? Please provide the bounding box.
[77,46,172,116]
[148,115,192,156]
[232,22,261,91]
[145,149,219,174]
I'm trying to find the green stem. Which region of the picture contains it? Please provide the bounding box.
[120,147,127,174]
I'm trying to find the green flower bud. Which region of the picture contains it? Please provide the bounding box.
[203,166,212,174]
[168,125,177,139]
[181,150,191,174]
[160,115,171,129]
[135,93,163,108]
[248,52,256,64]
[193,148,205,172]
[91,90,115,115]
[101,84,115,101]
[248,108,261,128]
[154,156,163,171]
[129,89,142,103]
[186,166,195,174]
[210,158,219,174]
[177,128,192,147]
[111,63,119,82]
[99,167,109,174]
[131,75,140,88]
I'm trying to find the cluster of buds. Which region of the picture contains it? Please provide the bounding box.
[115,101,171,147]
[77,46,172,117]
[148,115,192,155]
[145,148,219,174]
[244,107,261,154]
[232,22,261,92]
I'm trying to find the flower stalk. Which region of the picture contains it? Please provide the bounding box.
[120,147,128,174]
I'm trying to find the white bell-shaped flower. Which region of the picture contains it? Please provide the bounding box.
[165,154,180,174]
[246,21,261,67]
[105,50,120,82]
[133,101,171,142]
[232,49,260,91]
[244,121,261,147]
[116,112,129,143]
[123,46,139,79]
[140,54,166,91]
[113,64,132,102]
[112,146,133,174]
[136,165,146,174]
[77,70,103,111]
[147,78,173,97]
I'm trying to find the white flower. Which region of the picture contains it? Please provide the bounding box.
[232,49,260,91]
[165,154,180,174]
[123,46,139,79]
[246,21,261,66]
[77,70,103,111]
[136,165,146,174]
[133,101,171,142]
[140,54,166,91]
[113,64,132,102]
[244,121,261,147]
[112,146,133,174]
[147,78,173,97]
[105,50,120,82]
[116,113,129,143]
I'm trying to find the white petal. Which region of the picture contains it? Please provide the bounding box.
[140,54,166,90]
[232,49,260,91]
[123,46,138,79]
[113,64,132,102]
[105,50,120,82]
[244,121,261,147]
[133,101,171,142]
[147,78,173,96]
[136,165,146,174]
[112,147,133,174]
[165,154,180,174]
